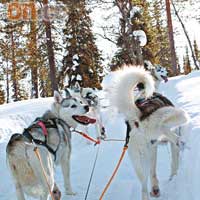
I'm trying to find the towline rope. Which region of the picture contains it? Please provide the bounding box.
[34,147,55,200]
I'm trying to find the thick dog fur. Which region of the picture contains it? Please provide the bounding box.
[6,91,92,200]
[108,66,189,200]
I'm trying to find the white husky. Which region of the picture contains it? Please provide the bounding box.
[6,91,96,200]
[107,66,189,200]
[144,60,168,90]
[68,83,105,139]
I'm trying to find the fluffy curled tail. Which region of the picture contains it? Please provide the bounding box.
[104,66,155,114]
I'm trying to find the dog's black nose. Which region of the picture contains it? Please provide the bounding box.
[84,105,89,112]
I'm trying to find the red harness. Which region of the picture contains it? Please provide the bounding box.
[37,121,48,136]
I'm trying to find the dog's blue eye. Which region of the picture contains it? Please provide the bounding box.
[71,105,77,108]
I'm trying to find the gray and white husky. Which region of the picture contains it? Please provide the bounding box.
[144,60,168,90]
[107,66,189,200]
[68,83,105,139]
[6,90,96,200]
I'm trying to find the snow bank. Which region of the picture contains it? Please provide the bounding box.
[0,71,200,200]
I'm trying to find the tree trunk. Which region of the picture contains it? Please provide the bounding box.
[165,0,178,75]
[43,0,58,93]
[30,19,39,98]
[171,0,199,70]
[6,56,9,103]
[10,31,18,101]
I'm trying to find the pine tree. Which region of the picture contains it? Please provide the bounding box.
[110,0,143,71]
[132,0,173,74]
[28,19,39,98]
[10,26,28,101]
[0,71,5,105]
[58,0,103,89]
[193,39,199,61]
[151,0,172,69]
[184,46,192,75]
[165,0,178,75]
[0,32,10,103]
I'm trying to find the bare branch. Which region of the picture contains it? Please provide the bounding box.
[96,33,117,45]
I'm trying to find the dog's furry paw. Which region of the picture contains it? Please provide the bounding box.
[150,186,160,198]
[66,190,76,196]
[53,183,61,200]
[100,127,106,139]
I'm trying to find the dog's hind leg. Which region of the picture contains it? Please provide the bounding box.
[40,193,49,200]
[170,142,179,179]
[14,181,25,200]
[150,146,160,197]
[9,164,25,200]
[60,149,75,195]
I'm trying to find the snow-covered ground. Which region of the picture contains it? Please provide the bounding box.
[0,71,200,200]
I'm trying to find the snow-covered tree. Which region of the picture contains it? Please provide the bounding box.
[110,0,143,71]
[58,0,103,89]
[151,0,172,70]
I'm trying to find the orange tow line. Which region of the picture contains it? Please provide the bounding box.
[99,146,128,200]
[34,147,55,200]
[73,130,101,145]
[73,129,129,200]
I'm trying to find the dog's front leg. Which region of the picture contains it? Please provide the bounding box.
[60,150,76,195]
[128,146,150,200]
[94,108,106,139]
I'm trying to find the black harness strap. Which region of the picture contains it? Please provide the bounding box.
[23,128,57,160]
[125,121,131,147]
[22,118,60,161]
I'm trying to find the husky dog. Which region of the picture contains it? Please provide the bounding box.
[108,66,189,200]
[68,83,105,139]
[144,60,168,90]
[6,91,96,200]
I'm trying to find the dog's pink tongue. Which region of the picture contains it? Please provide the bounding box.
[164,77,168,82]
[162,76,168,82]
[88,117,96,124]
[77,116,96,124]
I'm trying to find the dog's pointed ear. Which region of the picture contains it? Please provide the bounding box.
[65,88,72,98]
[54,91,63,103]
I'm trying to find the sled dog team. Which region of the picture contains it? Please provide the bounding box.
[6,65,189,200]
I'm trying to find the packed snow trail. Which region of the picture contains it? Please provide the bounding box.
[0,71,200,200]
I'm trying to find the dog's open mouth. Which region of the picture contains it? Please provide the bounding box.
[72,115,96,125]
[161,75,168,82]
